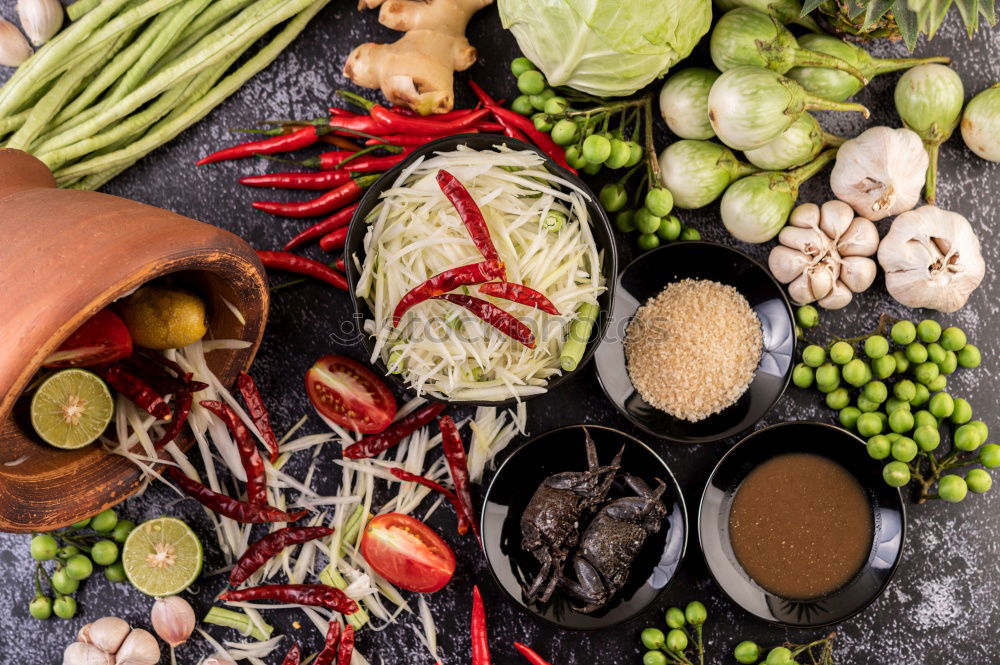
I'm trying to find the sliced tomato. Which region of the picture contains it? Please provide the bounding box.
[360,513,456,593]
[43,309,133,369]
[305,354,396,434]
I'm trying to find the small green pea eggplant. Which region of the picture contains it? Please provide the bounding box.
[960,83,1000,162]
[894,63,964,204]
[659,68,720,140]
[787,34,951,102]
[710,9,867,83]
[744,112,844,170]
[658,139,759,209]
[708,66,869,151]
[713,0,823,32]
[721,149,836,243]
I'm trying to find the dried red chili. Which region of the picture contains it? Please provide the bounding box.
[436,170,502,267]
[197,126,328,166]
[284,204,358,251]
[319,226,349,253]
[471,585,490,665]
[153,390,193,450]
[237,372,280,463]
[439,415,480,541]
[514,643,555,665]
[390,467,470,535]
[342,403,446,459]
[433,294,536,348]
[168,468,307,523]
[240,170,354,191]
[257,251,348,291]
[200,400,267,505]
[253,174,378,218]
[280,643,301,665]
[314,619,341,665]
[97,364,172,420]
[229,526,335,586]
[392,260,504,326]
[478,282,559,315]
[218,584,358,615]
[338,625,355,665]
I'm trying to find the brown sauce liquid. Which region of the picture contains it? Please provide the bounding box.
[728,453,873,599]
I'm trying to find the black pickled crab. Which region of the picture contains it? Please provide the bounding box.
[520,429,623,604]
[561,475,667,613]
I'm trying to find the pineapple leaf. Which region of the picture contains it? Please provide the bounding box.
[908,0,954,37]
[862,0,896,29]
[954,0,981,35]
[895,1,921,49]
[980,0,996,24]
[800,0,826,16]
[847,0,867,19]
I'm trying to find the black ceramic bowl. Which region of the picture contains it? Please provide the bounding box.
[699,422,906,627]
[480,425,687,630]
[594,241,795,443]
[343,135,617,408]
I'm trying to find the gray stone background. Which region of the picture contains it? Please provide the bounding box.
[0,2,998,663]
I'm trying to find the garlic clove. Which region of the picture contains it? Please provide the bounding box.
[0,16,32,67]
[807,265,834,301]
[78,617,131,655]
[768,245,810,284]
[817,280,853,309]
[16,0,62,46]
[63,642,114,665]
[114,629,160,665]
[837,216,880,257]
[840,257,878,293]
[787,273,815,305]
[151,596,195,648]
[817,200,854,241]
[777,225,829,257]
[788,202,820,229]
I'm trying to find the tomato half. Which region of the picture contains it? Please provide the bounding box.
[360,513,456,593]
[43,309,133,369]
[305,354,396,434]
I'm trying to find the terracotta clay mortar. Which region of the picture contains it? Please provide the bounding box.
[0,149,269,533]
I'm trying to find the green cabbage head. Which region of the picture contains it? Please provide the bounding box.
[498,0,713,97]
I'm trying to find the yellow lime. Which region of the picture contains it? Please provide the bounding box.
[30,369,114,449]
[122,517,203,596]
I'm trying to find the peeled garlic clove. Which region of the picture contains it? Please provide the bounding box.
[768,245,810,283]
[840,257,878,293]
[817,200,854,241]
[837,216,880,257]
[807,266,834,301]
[789,202,820,229]
[151,596,195,648]
[777,225,829,256]
[79,617,131,655]
[0,16,32,67]
[817,280,853,309]
[787,273,815,305]
[830,126,927,221]
[17,0,62,46]
[63,643,114,665]
[114,629,160,665]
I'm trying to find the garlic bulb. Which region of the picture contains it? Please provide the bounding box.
[0,15,32,67]
[768,200,879,309]
[78,617,131,655]
[63,618,161,665]
[151,596,195,647]
[877,205,985,313]
[63,643,114,665]
[17,0,62,46]
[114,629,160,665]
[829,126,927,221]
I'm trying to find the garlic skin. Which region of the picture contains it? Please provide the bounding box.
[830,126,927,221]
[78,617,131,655]
[114,629,161,665]
[63,643,114,665]
[768,200,879,309]
[0,16,32,67]
[17,0,62,46]
[151,595,195,647]
[877,205,985,313]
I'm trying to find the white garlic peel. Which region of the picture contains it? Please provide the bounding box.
[829,126,927,221]
[79,617,131,655]
[877,205,986,313]
[63,619,161,665]
[768,200,879,310]
[62,644,113,665]
[17,0,62,46]
[0,15,32,66]
[151,595,195,647]
[114,629,160,665]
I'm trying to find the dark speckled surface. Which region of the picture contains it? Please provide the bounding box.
[1,2,998,664]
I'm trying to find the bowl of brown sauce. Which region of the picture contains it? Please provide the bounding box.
[699,421,906,627]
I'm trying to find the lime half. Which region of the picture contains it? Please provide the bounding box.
[122,517,203,596]
[30,369,114,449]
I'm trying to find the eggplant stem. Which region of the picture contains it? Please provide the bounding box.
[924,141,940,205]
[871,55,951,76]
[793,49,869,84]
[787,148,837,188]
[804,94,870,118]
[821,131,846,148]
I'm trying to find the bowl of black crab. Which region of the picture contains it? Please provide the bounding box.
[480,424,687,630]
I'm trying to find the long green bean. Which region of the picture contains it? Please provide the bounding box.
[0,111,29,140]
[67,0,102,21]
[155,0,256,68]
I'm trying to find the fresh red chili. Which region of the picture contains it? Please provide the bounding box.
[436,170,502,266]
[514,643,554,665]
[393,260,504,326]
[257,250,349,291]
[168,468,307,523]
[471,585,490,665]
[365,130,479,147]
[280,644,301,665]
[237,371,280,463]
[197,126,326,166]
[154,390,193,450]
[434,294,536,348]
[390,468,470,535]
[370,105,490,135]
[337,625,355,665]
[342,403,446,459]
[230,526,335,586]
[97,365,171,420]
[476,122,506,133]
[218,584,359,615]
[252,174,378,218]
[200,400,267,505]
[329,115,390,135]
[326,153,405,173]
[319,226,349,253]
[284,204,359,250]
[314,621,341,665]
[293,148,402,171]
[319,134,363,151]
[478,282,559,315]
[467,80,498,108]
[440,416,480,541]
[488,106,575,173]
[240,169,353,191]
[497,121,530,143]
[335,257,346,273]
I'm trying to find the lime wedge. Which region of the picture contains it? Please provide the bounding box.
[122,517,203,596]
[30,369,114,449]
